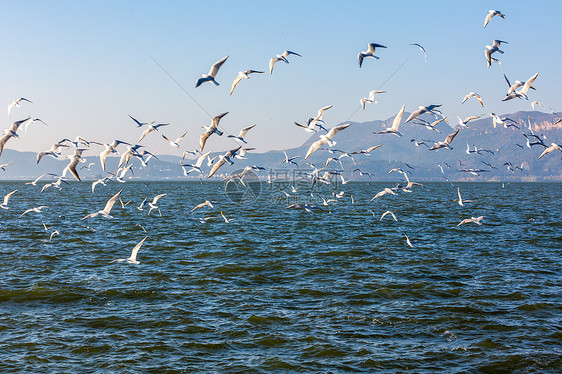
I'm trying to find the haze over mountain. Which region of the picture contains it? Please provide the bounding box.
[1,111,560,182]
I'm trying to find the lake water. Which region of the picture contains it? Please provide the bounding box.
[0,180,560,373]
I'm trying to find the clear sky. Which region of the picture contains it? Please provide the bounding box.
[1,0,560,156]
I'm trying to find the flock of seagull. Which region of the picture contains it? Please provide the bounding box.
[1,9,561,261]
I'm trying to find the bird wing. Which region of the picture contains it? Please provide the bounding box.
[444,128,460,144]
[521,72,539,95]
[391,105,406,131]
[3,190,17,205]
[357,53,364,68]
[208,55,228,78]
[207,156,227,178]
[195,151,212,167]
[152,193,167,204]
[129,236,148,262]
[317,105,333,117]
[325,123,351,140]
[230,75,243,95]
[305,138,328,160]
[67,157,81,181]
[103,190,122,214]
[238,124,256,138]
[199,130,212,152]
[483,12,494,28]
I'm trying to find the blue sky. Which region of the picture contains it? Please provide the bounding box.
[1,0,560,156]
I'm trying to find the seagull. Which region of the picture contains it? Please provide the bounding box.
[207,146,242,178]
[380,210,397,221]
[36,142,68,163]
[307,105,333,129]
[457,216,484,227]
[531,101,545,111]
[358,43,386,67]
[360,90,385,109]
[7,97,32,118]
[220,211,231,223]
[20,206,48,217]
[62,149,86,181]
[117,144,144,168]
[410,43,427,63]
[456,115,481,128]
[459,168,490,176]
[504,73,536,96]
[92,176,112,193]
[269,50,301,74]
[1,189,17,209]
[129,115,148,127]
[304,123,351,159]
[484,10,505,28]
[116,164,134,183]
[376,104,405,136]
[230,70,264,95]
[538,143,561,159]
[0,131,16,157]
[461,92,484,107]
[282,148,300,166]
[23,117,47,134]
[429,128,460,151]
[110,237,148,265]
[405,104,442,123]
[40,176,70,193]
[81,190,122,220]
[162,131,187,148]
[350,145,383,156]
[370,188,396,201]
[49,230,60,241]
[411,117,445,133]
[189,216,217,224]
[181,151,211,175]
[138,123,169,142]
[227,124,256,144]
[148,194,167,216]
[190,200,214,213]
[200,112,227,151]
[489,113,517,128]
[195,55,228,87]
[485,40,507,68]
[0,161,14,171]
[99,140,130,172]
[457,187,474,206]
[404,234,414,248]
[502,72,539,101]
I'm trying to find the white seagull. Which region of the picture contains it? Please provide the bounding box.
[269,50,301,74]
[200,112,227,151]
[304,123,351,159]
[376,105,405,136]
[80,190,122,220]
[148,193,167,216]
[20,206,48,217]
[1,189,17,209]
[457,216,485,227]
[358,43,386,67]
[7,97,32,118]
[461,92,484,107]
[230,70,264,95]
[162,131,187,148]
[227,124,256,144]
[483,10,505,28]
[380,211,398,221]
[190,200,214,213]
[195,55,229,87]
[360,90,385,110]
[502,72,539,101]
[110,237,148,265]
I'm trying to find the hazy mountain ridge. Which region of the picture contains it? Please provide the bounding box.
[0,111,560,182]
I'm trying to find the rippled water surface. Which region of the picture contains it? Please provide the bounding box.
[0,181,561,373]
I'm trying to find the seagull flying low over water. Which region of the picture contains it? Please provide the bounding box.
[457,216,485,227]
[269,50,301,74]
[195,55,229,87]
[110,237,148,265]
[305,123,351,159]
[483,10,505,28]
[20,206,48,217]
[1,190,17,209]
[380,211,398,221]
[190,200,214,213]
[358,43,386,67]
[230,70,264,95]
[148,194,167,216]
[80,190,122,220]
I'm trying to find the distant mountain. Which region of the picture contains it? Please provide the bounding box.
[0,111,560,182]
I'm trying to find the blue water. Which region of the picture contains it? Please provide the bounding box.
[0,181,561,373]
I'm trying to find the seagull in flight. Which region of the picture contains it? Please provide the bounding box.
[305,123,351,159]
[429,128,460,150]
[457,216,484,227]
[227,124,256,144]
[538,143,561,159]
[7,97,32,118]
[358,43,386,67]
[282,148,300,167]
[483,10,505,28]
[405,104,442,123]
[269,50,301,74]
[200,112,227,151]
[110,237,148,265]
[360,90,385,109]
[80,190,122,220]
[457,187,474,206]
[195,55,228,87]
[376,104,405,136]
[148,194,167,216]
[380,211,398,221]
[485,40,507,68]
[190,200,214,213]
[230,70,264,95]
[461,92,484,107]
[20,206,48,217]
[1,189,17,209]
[410,43,427,63]
[502,72,539,101]
[162,131,187,148]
